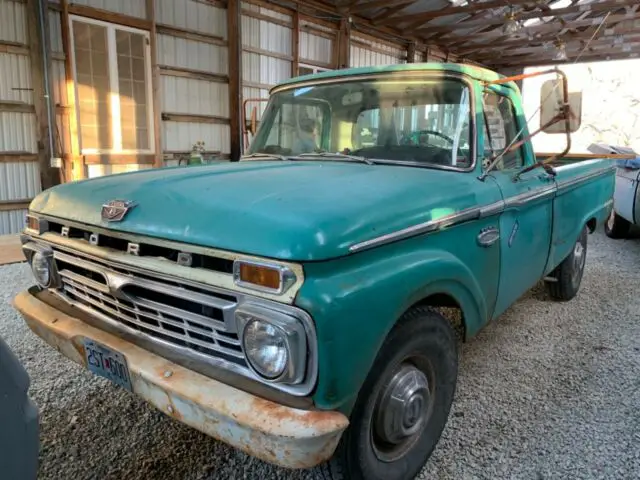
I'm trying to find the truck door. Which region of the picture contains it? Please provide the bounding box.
[482,86,554,318]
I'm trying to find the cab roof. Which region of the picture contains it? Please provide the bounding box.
[273,63,519,92]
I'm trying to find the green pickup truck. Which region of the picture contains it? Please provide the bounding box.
[14,64,614,479]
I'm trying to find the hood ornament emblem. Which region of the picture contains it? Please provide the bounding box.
[101,200,136,222]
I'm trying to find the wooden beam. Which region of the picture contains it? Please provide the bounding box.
[27,0,58,190]
[298,58,334,70]
[159,65,229,83]
[0,199,32,212]
[228,0,242,161]
[380,0,533,27]
[60,0,84,180]
[490,50,640,68]
[156,24,227,46]
[83,154,156,165]
[371,2,415,25]
[407,41,417,63]
[490,43,640,65]
[0,102,35,113]
[161,113,230,124]
[292,9,300,76]
[337,18,351,69]
[0,153,38,163]
[67,4,151,31]
[243,80,274,91]
[243,45,294,61]
[147,0,162,169]
[241,8,292,28]
[417,0,639,33]
[348,0,415,14]
[0,40,29,55]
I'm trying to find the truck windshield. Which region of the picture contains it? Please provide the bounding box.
[246,77,473,170]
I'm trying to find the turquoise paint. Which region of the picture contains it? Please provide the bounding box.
[27,64,615,416]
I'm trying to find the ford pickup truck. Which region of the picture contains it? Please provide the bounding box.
[13,64,614,480]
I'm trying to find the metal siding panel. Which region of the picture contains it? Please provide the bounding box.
[241,15,291,55]
[49,10,64,54]
[0,0,27,44]
[0,53,33,104]
[157,34,228,75]
[161,76,229,117]
[300,32,332,65]
[0,209,28,235]
[51,60,68,106]
[242,52,290,86]
[0,112,37,153]
[162,121,230,154]
[156,0,227,39]
[0,161,40,201]
[87,164,152,178]
[71,0,146,18]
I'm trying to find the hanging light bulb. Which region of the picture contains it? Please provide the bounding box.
[554,42,568,61]
[502,7,521,35]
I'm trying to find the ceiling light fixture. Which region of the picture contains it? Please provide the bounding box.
[553,41,568,61]
[502,6,521,35]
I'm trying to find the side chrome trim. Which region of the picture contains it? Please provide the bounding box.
[479,200,505,218]
[504,186,556,208]
[556,166,615,193]
[349,206,481,253]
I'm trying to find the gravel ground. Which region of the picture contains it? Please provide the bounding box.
[1,229,639,480]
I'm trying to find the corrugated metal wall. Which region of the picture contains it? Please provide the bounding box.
[156,0,229,167]
[350,34,406,68]
[71,0,146,19]
[0,0,41,234]
[299,21,334,67]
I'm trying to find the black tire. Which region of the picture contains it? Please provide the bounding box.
[545,226,588,301]
[604,209,630,239]
[315,307,458,480]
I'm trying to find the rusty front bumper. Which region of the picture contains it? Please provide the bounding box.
[13,289,349,469]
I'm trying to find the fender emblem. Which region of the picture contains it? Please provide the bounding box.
[508,220,519,247]
[101,200,136,222]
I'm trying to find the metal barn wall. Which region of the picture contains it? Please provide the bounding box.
[157,0,230,167]
[0,0,41,234]
[299,21,334,67]
[350,34,406,68]
[71,0,146,18]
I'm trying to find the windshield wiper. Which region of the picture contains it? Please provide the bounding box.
[291,152,375,165]
[241,153,288,161]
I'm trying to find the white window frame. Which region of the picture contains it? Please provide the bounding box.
[298,63,331,75]
[68,15,155,155]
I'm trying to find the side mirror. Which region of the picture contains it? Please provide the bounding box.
[540,78,582,134]
[246,106,258,136]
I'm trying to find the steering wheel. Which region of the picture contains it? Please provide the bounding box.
[401,130,455,147]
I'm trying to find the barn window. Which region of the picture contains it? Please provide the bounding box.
[70,16,154,154]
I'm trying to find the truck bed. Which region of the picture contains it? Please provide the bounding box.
[535,152,634,167]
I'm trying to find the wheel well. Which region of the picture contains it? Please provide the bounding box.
[586,217,597,233]
[412,293,466,342]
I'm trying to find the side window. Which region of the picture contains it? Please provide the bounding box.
[482,91,524,170]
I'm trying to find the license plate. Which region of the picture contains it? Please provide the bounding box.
[82,339,133,392]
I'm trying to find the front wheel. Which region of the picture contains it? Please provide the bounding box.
[604,209,630,239]
[545,226,588,301]
[315,307,458,480]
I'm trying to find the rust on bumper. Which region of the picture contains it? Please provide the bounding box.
[13,289,349,469]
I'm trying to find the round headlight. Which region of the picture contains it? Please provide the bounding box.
[243,320,289,379]
[31,251,51,287]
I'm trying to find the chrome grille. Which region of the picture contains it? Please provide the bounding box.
[52,248,247,368]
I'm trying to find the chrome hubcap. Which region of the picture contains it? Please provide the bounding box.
[572,239,586,285]
[372,363,431,462]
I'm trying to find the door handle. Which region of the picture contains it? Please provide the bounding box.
[477,227,499,247]
[537,173,554,182]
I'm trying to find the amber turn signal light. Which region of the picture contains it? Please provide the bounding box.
[238,263,281,290]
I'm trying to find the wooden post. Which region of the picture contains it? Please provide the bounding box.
[407,41,417,63]
[227,0,242,161]
[146,0,162,168]
[292,9,300,77]
[337,18,351,69]
[60,0,85,179]
[27,0,57,189]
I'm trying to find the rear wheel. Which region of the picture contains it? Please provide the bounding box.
[545,226,587,301]
[315,307,458,480]
[604,209,630,239]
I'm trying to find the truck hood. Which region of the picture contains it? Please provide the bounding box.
[30,161,483,261]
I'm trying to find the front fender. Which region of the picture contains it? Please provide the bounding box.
[297,238,490,415]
